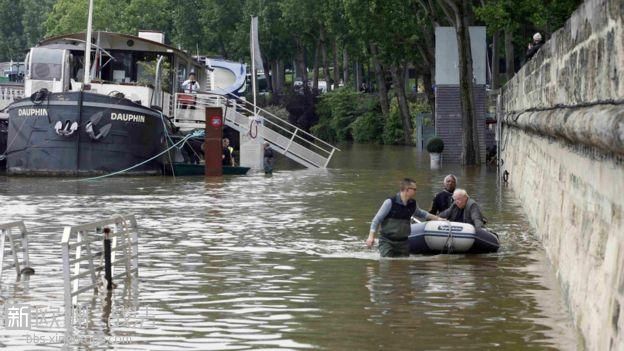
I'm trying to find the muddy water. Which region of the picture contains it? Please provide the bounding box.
[0,144,579,350]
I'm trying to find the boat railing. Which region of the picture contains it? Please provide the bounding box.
[172,92,340,169]
[0,84,24,111]
[61,214,138,328]
[0,220,33,283]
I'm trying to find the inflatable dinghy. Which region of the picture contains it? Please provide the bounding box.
[408,220,499,254]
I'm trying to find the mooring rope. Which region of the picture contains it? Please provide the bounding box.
[69,129,203,182]
[442,220,454,254]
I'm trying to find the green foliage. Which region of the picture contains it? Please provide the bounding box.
[350,107,383,143]
[0,0,55,61]
[136,59,171,91]
[426,136,444,153]
[312,87,384,143]
[381,101,404,145]
[313,88,360,142]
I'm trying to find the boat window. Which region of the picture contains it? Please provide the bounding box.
[30,48,64,81]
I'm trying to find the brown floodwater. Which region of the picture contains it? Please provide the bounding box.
[0,143,580,350]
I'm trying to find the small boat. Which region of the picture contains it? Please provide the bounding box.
[163,162,250,176]
[408,220,499,254]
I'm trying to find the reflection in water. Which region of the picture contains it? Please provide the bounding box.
[0,144,578,350]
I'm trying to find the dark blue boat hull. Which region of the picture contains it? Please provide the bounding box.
[5,91,166,176]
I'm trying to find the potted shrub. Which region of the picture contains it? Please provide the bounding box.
[426,136,444,168]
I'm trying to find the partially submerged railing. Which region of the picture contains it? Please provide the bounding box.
[172,92,340,169]
[0,220,33,282]
[61,214,139,328]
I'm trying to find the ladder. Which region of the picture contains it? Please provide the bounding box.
[173,93,339,169]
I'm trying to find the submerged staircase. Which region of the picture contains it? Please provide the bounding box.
[173,93,339,169]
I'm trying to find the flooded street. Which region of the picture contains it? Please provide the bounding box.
[0,144,579,350]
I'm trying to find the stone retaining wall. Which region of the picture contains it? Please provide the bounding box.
[501,0,624,350]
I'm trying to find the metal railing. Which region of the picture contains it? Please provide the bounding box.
[0,85,24,110]
[61,214,139,328]
[172,92,340,169]
[0,220,33,282]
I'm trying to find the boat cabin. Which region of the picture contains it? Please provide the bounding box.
[24,31,205,116]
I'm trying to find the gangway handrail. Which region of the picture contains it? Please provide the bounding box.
[192,93,335,159]
[172,91,340,168]
[0,220,33,282]
[173,91,340,153]
[217,96,333,156]
[222,91,341,152]
[61,214,139,329]
[220,100,330,167]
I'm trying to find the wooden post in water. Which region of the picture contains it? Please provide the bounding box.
[205,107,223,176]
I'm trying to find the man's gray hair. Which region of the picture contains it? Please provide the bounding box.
[444,174,457,182]
[453,188,468,198]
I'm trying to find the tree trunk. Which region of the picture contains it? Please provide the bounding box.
[355,60,362,90]
[491,30,500,89]
[295,38,307,88]
[271,59,280,94]
[332,39,339,90]
[452,0,480,164]
[415,22,436,117]
[391,63,413,145]
[504,28,514,82]
[312,38,320,93]
[321,30,331,93]
[370,42,389,117]
[342,49,349,86]
[262,57,273,93]
[277,59,285,93]
[423,69,435,117]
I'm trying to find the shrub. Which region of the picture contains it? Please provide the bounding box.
[426,136,444,153]
[313,88,379,143]
[381,102,404,144]
[350,110,383,143]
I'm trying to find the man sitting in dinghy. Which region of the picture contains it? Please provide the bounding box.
[429,174,457,215]
[438,189,486,230]
[366,178,442,257]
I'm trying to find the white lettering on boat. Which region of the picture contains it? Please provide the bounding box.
[18,108,48,117]
[110,112,146,123]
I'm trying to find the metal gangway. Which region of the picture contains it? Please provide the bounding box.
[0,220,33,282]
[172,92,340,169]
[61,215,139,328]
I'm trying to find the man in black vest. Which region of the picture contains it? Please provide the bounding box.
[439,189,486,230]
[366,178,441,257]
[429,174,457,215]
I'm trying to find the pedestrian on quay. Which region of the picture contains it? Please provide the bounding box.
[525,32,544,61]
[366,178,441,257]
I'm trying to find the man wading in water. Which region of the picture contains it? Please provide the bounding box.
[366,178,441,257]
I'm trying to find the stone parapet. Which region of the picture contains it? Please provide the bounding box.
[501,0,624,349]
[504,104,624,157]
[503,0,624,113]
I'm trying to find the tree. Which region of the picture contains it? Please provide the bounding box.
[438,0,481,164]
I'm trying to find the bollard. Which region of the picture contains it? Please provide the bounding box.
[103,227,113,290]
[204,107,223,176]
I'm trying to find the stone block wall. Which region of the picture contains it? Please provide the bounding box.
[501,0,624,350]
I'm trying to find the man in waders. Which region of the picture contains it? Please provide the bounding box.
[366,178,441,257]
